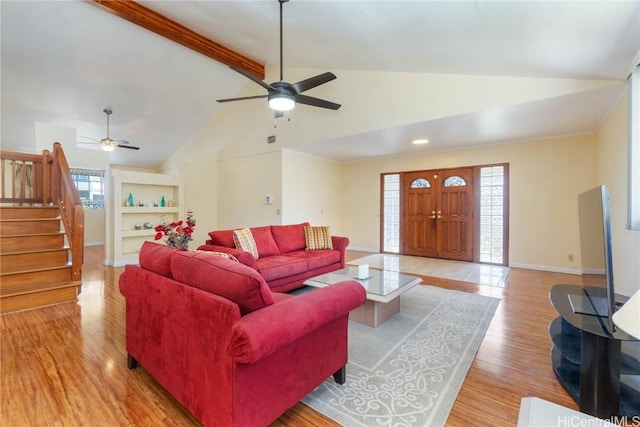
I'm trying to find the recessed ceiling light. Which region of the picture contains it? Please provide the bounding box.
[412,139,429,145]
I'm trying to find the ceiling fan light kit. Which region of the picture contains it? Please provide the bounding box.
[77,108,140,152]
[216,0,340,112]
[100,138,118,152]
[269,93,295,111]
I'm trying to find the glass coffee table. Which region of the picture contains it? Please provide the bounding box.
[304,266,422,327]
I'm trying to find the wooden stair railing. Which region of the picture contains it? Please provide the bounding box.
[50,143,84,282]
[1,142,84,309]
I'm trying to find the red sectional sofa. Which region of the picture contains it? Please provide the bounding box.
[197,222,349,293]
[119,242,366,427]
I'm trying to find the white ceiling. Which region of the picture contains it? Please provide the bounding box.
[1,1,639,168]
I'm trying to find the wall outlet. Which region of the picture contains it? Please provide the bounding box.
[568,254,574,262]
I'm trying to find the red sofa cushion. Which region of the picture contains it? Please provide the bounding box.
[250,226,280,257]
[139,241,175,278]
[270,222,309,254]
[170,250,274,315]
[230,281,367,363]
[255,255,308,282]
[208,229,235,248]
[287,249,341,270]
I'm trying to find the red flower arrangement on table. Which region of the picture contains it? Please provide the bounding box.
[154,210,196,249]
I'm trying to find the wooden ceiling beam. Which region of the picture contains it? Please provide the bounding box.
[90,0,264,80]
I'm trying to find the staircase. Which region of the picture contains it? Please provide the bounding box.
[0,144,84,314]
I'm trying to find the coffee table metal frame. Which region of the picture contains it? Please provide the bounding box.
[303,266,422,327]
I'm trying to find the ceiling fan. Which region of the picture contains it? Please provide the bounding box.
[78,108,140,152]
[216,0,340,112]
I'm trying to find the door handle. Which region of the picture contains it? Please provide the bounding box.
[428,210,436,219]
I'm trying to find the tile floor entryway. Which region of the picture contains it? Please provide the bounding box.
[348,253,510,287]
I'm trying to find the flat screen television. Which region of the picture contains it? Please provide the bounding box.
[569,185,617,335]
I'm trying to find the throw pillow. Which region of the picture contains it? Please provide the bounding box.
[304,225,333,250]
[250,226,280,257]
[233,228,259,259]
[208,229,235,247]
[139,241,175,278]
[171,251,274,316]
[271,222,309,253]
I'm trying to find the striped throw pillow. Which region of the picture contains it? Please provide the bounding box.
[233,228,259,259]
[304,226,333,250]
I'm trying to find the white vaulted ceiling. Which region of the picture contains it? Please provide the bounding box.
[1,1,638,167]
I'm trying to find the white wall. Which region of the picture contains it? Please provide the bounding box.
[34,122,109,247]
[281,150,344,234]
[595,92,640,297]
[217,151,282,230]
[341,134,596,272]
[284,68,619,150]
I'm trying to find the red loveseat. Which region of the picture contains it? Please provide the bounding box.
[197,222,348,293]
[119,242,366,427]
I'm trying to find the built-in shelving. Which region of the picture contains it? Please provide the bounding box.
[107,170,183,266]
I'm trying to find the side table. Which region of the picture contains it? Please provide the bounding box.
[549,284,640,419]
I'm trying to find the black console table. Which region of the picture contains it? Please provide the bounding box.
[549,284,640,419]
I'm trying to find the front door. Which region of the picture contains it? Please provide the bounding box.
[401,167,474,261]
[436,168,473,261]
[402,171,437,257]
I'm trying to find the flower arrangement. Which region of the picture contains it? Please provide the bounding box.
[154,210,196,249]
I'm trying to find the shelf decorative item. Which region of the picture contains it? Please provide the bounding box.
[128,193,134,207]
[161,196,166,207]
[154,210,195,249]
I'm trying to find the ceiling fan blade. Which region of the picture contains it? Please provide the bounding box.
[295,94,341,111]
[217,94,268,103]
[230,66,274,91]
[292,72,337,94]
[79,136,100,142]
[117,144,140,150]
[76,141,99,147]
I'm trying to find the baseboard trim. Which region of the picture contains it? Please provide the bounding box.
[346,248,582,276]
[346,246,378,253]
[105,260,139,267]
[84,242,105,247]
[509,262,581,275]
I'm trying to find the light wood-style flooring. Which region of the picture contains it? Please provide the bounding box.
[1,247,583,426]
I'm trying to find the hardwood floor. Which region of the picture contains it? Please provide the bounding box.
[1,247,583,426]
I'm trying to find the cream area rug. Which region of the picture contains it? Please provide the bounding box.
[302,285,500,427]
[349,254,510,288]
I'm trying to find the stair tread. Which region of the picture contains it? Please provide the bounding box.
[1,217,61,222]
[0,205,59,208]
[0,262,72,276]
[0,231,65,238]
[0,280,81,298]
[1,246,70,256]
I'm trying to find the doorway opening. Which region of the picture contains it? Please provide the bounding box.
[381,164,509,265]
